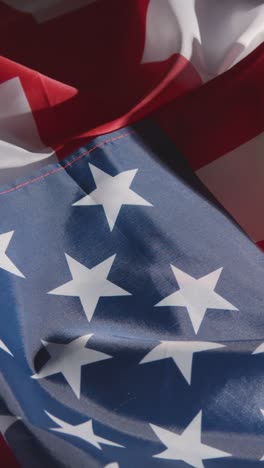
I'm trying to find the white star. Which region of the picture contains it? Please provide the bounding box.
[0,340,13,356]
[105,464,119,468]
[0,415,20,440]
[155,266,238,334]
[253,343,264,355]
[151,411,231,467]
[48,253,131,322]
[45,411,124,450]
[73,164,152,230]
[140,341,224,384]
[32,334,112,398]
[0,231,24,278]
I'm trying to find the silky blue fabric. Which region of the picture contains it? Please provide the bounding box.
[0,120,264,467]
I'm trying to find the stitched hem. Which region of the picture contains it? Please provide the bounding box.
[0,131,133,197]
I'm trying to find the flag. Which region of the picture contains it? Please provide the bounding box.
[0,1,264,467]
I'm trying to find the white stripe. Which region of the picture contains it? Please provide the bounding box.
[142,0,264,81]
[0,77,56,184]
[196,132,264,243]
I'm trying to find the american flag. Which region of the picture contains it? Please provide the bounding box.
[0,1,264,467]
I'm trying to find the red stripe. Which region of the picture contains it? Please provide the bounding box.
[0,0,201,158]
[155,42,264,170]
[0,53,200,160]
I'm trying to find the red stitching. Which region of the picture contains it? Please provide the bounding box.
[0,131,133,196]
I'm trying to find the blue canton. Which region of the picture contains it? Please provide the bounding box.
[0,120,264,467]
